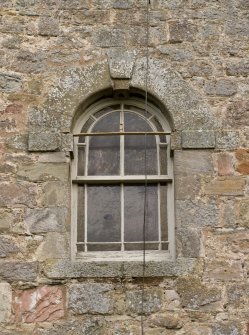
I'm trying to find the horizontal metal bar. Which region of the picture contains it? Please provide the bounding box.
[87,243,168,245]
[73,175,172,184]
[73,131,171,137]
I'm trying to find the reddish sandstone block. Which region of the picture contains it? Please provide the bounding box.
[14,286,64,323]
[216,153,234,176]
[235,148,249,175]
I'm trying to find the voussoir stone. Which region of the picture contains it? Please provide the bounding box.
[68,283,114,315]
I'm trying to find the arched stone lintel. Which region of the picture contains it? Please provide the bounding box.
[28,57,216,152]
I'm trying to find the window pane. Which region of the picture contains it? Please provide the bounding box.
[125,243,159,251]
[160,145,167,175]
[88,112,120,175]
[124,184,158,242]
[77,146,85,175]
[87,244,121,251]
[87,185,121,242]
[150,116,166,143]
[93,105,120,119]
[77,186,85,243]
[160,183,168,241]
[124,113,157,175]
[79,117,95,143]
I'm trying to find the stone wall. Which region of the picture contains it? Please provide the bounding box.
[0,0,249,334]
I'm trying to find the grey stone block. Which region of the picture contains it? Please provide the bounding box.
[0,261,38,282]
[226,60,249,77]
[0,236,19,258]
[0,283,12,323]
[17,163,69,182]
[182,130,215,148]
[68,283,114,314]
[177,228,201,258]
[126,288,162,315]
[25,207,68,233]
[204,79,237,96]
[174,150,214,175]
[176,199,219,228]
[216,130,241,150]
[94,28,125,47]
[43,258,197,279]
[107,49,136,79]
[0,73,22,93]
[38,16,60,36]
[28,132,61,152]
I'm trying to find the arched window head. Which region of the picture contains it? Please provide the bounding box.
[72,98,174,259]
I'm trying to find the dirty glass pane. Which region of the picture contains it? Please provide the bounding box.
[87,244,121,251]
[87,185,121,242]
[88,112,120,175]
[160,183,168,241]
[150,116,166,143]
[124,113,157,175]
[125,243,159,251]
[77,146,85,175]
[79,117,95,143]
[160,145,167,175]
[77,186,85,243]
[124,184,158,242]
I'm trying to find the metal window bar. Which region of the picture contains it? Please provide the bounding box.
[73,131,171,136]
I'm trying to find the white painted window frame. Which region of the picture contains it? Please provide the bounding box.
[71,98,175,261]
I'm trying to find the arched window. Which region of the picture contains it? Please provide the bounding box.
[72,98,174,258]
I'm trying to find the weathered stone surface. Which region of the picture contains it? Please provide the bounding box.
[68,283,113,314]
[38,152,68,163]
[0,182,36,207]
[126,288,162,315]
[212,323,240,335]
[168,21,197,42]
[36,232,69,261]
[147,313,182,329]
[0,261,38,282]
[94,28,126,47]
[28,132,61,152]
[204,260,243,281]
[17,163,69,182]
[174,150,214,175]
[204,79,237,96]
[226,61,249,77]
[227,283,249,308]
[34,317,105,335]
[177,228,201,258]
[25,207,68,234]
[204,177,246,196]
[0,73,22,93]
[215,153,234,176]
[176,199,219,228]
[0,236,19,258]
[107,49,136,79]
[14,286,64,323]
[181,130,215,148]
[0,211,12,232]
[113,0,133,9]
[38,17,60,37]
[235,148,249,175]
[216,130,241,150]
[41,182,69,207]
[176,276,222,309]
[164,290,181,310]
[224,100,249,127]
[12,50,46,74]
[44,258,197,279]
[0,283,12,323]
[182,325,212,335]
[239,199,249,228]
[175,174,201,200]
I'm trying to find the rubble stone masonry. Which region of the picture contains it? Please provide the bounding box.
[0,0,249,334]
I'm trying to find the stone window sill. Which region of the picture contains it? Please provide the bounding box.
[43,257,196,279]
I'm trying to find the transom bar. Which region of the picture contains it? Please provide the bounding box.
[73,131,171,136]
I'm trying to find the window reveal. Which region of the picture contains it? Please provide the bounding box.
[73,100,173,254]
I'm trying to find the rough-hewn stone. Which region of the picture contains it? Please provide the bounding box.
[0,261,38,282]
[0,182,37,207]
[38,17,60,37]
[239,199,249,228]
[0,236,19,258]
[204,260,243,281]
[204,79,237,96]
[0,283,12,323]
[177,228,201,258]
[147,313,182,329]
[35,232,69,261]
[181,130,215,148]
[14,286,64,323]
[216,130,241,150]
[224,100,249,127]
[215,153,234,176]
[204,177,246,196]
[25,207,68,234]
[168,21,198,42]
[0,73,22,93]
[68,283,113,314]
[28,132,61,152]
[126,288,162,315]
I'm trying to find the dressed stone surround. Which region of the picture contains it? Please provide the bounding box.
[0,0,249,334]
